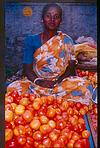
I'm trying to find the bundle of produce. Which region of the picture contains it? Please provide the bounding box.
[5,90,91,148]
[74,42,97,67]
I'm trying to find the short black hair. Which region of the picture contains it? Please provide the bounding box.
[42,3,62,19]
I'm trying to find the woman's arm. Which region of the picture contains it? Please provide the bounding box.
[23,64,37,82]
[56,60,77,84]
[23,64,55,88]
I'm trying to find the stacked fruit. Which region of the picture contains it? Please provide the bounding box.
[88,103,97,132]
[76,69,95,77]
[76,69,97,88]
[5,90,90,148]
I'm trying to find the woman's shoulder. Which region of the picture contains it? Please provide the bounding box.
[58,31,74,44]
[25,33,40,41]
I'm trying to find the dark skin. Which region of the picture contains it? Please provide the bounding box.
[23,6,77,88]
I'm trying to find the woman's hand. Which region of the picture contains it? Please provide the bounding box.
[34,79,56,88]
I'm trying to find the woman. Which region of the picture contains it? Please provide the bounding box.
[23,3,76,87]
[7,3,92,105]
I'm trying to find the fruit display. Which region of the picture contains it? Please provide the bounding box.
[76,69,97,85]
[88,103,97,132]
[5,90,91,148]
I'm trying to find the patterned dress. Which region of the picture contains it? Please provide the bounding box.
[7,31,93,105]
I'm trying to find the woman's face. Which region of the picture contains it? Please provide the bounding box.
[43,7,62,31]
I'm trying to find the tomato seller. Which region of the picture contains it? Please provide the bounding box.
[7,3,92,105]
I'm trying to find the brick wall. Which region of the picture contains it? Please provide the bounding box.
[4,2,97,77]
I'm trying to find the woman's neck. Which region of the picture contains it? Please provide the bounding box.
[43,29,57,38]
[41,29,57,44]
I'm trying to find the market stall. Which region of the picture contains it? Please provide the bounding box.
[5,37,97,148]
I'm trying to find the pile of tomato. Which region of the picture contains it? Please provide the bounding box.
[5,90,91,148]
[76,69,95,77]
[88,103,97,132]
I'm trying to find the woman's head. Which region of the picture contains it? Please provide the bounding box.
[42,3,62,31]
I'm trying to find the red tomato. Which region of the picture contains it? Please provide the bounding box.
[5,104,12,111]
[58,135,66,143]
[42,138,52,147]
[69,116,78,126]
[17,135,26,145]
[5,128,13,142]
[39,115,49,124]
[15,105,25,115]
[40,124,52,135]
[81,138,90,148]
[56,119,66,130]
[38,105,47,116]
[60,101,69,111]
[14,96,21,104]
[73,115,78,120]
[55,115,62,121]
[78,72,83,77]
[73,108,79,115]
[5,110,14,122]
[14,116,26,126]
[10,90,19,98]
[67,107,73,115]
[5,96,13,104]
[73,124,80,133]
[43,134,48,139]
[34,98,43,105]
[30,119,41,130]
[66,122,73,130]
[32,101,41,110]
[85,71,89,76]
[61,128,70,137]
[78,117,85,124]
[78,123,86,132]
[55,108,61,115]
[38,144,46,148]
[56,97,63,105]
[22,92,30,98]
[53,140,64,148]
[11,103,17,112]
[19,97,30,106]
[83,105,89,113]
[67,139,75,148]
[71,132,80,141]
[22,110,33,123]
[49,129,60,141]
[82,130,90,138]
[46,96,54,105]
[33,131,42,141]
[26,104,34,114]
[13,125,26,136]
[94,107,97,115]
[25,125,32,137]
[79,108,86,115]
[73,139,85,148]
[48,120,56,129]
[76,69,80,73]
[10,91,20,104]
[26,136,34,146]
[23,143,33,148]
[29,94,35,102]
[62,112,68,121]
[46,107,56,118]
[33,141,41,148]
[6,122,12,129]
[76,102,82,110]
[68,101,74,107]
[5,137,19,148]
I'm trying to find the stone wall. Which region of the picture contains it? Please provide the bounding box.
[4,2,97,77]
